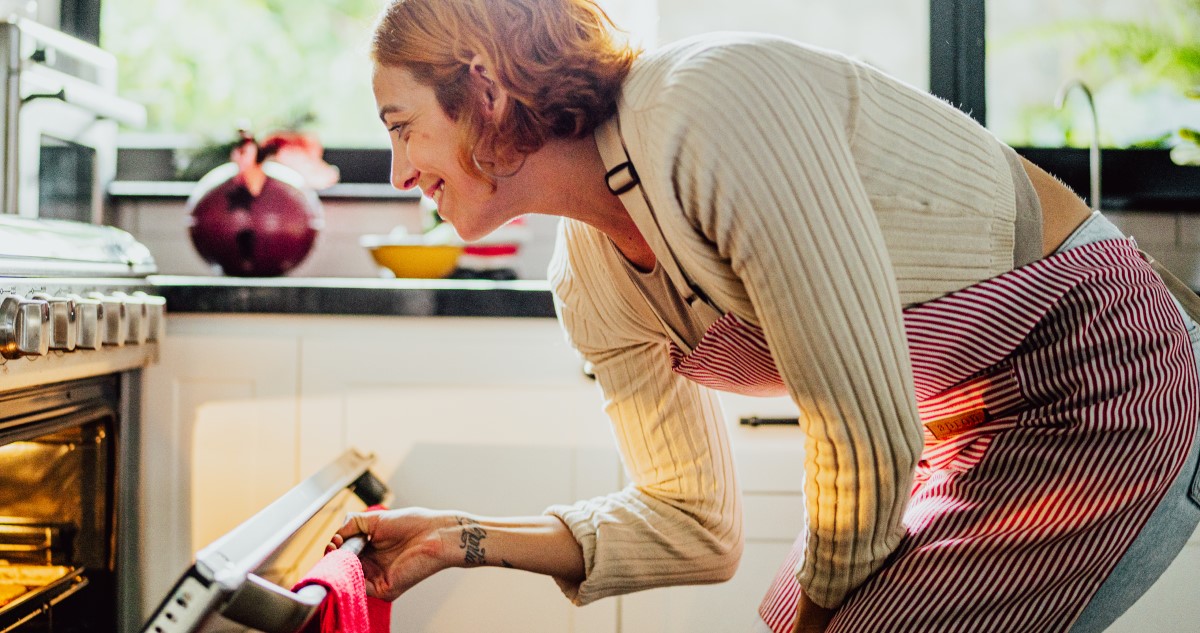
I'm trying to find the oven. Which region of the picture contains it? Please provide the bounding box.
[0,16,146,224]
[0,215,163,632]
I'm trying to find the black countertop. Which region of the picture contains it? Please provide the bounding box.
[150,276,557,318]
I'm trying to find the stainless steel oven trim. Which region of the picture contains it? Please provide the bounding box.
[17,64,145,223]
[0,17,146,221]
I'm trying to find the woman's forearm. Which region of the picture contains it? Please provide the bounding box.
[439,514,585,584]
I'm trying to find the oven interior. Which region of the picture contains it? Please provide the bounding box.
[0,376,118,632]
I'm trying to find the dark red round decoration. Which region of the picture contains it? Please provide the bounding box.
[187,161,324,277]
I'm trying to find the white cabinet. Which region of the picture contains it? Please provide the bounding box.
[621,393,806,633]
[140,313,811,631]
[297,316,622,633]
[139,318,303,618]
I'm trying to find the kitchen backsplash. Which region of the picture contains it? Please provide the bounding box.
[111,199,1200,289]
[1106,211,1200,289]
[111,197,562,280]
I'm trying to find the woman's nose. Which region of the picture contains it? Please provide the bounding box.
[390,153,420,191]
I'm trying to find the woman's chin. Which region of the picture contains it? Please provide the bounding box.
[446,220,501,243]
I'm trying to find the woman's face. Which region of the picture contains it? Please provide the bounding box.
[372,64,514,241]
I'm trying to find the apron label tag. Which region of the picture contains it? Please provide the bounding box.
[925,408,988,440]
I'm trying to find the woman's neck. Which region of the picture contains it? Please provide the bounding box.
[519,135,656,270]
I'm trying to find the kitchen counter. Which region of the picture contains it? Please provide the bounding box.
[149,275,556,317]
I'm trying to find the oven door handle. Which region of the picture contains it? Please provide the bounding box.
[218,535,369,633]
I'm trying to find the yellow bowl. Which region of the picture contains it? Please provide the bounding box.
[367,244,464,278]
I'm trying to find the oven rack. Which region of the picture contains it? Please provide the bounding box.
[0,565,87,633]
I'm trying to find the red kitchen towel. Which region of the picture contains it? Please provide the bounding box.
[293,548,391,633]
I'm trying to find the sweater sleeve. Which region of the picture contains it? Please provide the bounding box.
[544,219,744,606]
[642,39,924,607]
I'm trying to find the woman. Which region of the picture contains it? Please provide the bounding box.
[330,0,1200,630]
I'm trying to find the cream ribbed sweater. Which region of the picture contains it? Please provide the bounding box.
[546,33,1020,609]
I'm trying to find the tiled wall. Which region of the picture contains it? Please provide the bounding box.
[113,199,1200,288]
[112,198,563,280]
[1106,211,1200,289]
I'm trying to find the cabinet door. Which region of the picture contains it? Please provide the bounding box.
[139,315,302,621]
[299,316,621,633]
[619,392,806,632]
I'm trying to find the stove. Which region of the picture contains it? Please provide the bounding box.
[0,215,163,632]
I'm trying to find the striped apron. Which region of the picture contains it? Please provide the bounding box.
[666,238,1198,632]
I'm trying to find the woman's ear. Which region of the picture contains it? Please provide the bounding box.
[468,54,509,121]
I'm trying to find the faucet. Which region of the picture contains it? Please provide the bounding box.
[1055,80,1101,212]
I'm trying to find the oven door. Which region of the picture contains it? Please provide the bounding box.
[141,449,389,633]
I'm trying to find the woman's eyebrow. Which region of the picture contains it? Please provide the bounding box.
[378,104,408,122]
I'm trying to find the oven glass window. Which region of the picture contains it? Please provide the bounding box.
[38,136,95,223]
[0,382,117,632]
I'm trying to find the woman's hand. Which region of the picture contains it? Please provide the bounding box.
[329,509,586,602]
[329,507,457,601]
[791,590,837,633]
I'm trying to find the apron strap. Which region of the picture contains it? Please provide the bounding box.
[1142,250,1200,325]
[594,118,725,328]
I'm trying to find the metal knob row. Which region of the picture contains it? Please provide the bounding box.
[0,294,50,359]
[0,291,165,359]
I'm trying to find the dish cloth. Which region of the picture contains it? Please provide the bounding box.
[293,547,391,633]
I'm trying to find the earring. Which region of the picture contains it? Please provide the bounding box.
[471,145,527,179]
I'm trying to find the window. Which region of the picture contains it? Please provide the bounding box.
[100,0,384,148]
[987,0,1200,149]
[99,0,928,151]
[652,0,929,89]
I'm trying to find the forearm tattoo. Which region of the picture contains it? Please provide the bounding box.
[457,516,488,566]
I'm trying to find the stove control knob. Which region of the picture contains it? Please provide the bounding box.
[87,293,126,347]
[111,291,148,345]
[132,292,167,342]
[0,294,50,359]
[67,295,105,350]
[31,293,77,351]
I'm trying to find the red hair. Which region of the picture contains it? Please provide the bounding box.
[371,0,639,182]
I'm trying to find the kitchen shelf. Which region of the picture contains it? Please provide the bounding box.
[107,180,420,201]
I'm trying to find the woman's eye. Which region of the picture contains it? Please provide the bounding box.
[388,122,410,140]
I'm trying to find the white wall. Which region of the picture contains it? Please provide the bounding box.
[112,198,563,281]
[114,198,1200,289]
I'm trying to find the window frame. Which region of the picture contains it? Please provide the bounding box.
[929,0,1200,211]
[86,0,1198,209]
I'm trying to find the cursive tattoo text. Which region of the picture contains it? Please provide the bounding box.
[457,516,488,566]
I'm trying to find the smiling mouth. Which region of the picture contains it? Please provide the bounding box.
[424,179,445,205]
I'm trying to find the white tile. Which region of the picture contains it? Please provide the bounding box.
[1178,214,1200,248]
[1105,211,1178,248]
[1151,249,1200,290]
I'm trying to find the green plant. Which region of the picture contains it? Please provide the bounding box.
[998,0,1199,157]
[1175,89,1200,164]
[101,0,383,147]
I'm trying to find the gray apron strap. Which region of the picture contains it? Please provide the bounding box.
[594,118,724,329]
[1144,253,1200,325]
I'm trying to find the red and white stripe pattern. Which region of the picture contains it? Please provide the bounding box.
[666,238,1197,632]
[668,312,788,397]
